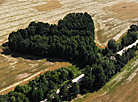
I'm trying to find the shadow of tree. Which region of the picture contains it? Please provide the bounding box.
[1,42,83,68]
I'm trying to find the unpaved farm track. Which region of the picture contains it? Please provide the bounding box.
[0,0,138,47]
[0,60,71,94]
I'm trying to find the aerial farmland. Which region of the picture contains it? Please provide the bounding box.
[0,0,138,101]
[0,0,138,46]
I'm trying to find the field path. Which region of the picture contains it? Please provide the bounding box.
[0,61,71,94]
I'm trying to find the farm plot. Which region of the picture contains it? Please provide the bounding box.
[0,49,72,94]
[0,0,138,47]
[1,0,138,95]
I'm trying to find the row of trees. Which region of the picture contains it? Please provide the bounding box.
[0,66,80,102]
[2,12,138,102]
[80,47,136,93]
[1,45,136,102]
[122,25,138,47]
[8,12,97,67]
[106,25,138,53]
[80,28,137,93]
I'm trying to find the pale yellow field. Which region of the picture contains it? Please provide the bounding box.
[0,0,138,47]
[36,0,63,11]
[110,2,138,20]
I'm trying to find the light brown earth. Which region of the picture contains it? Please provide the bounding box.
[1,0,138,48]
[0,54,72,95]
[16,73,31,80]
[110,2,138,20]
[36,0,63,11]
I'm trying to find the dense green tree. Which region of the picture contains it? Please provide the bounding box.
[59,84,68,100]
[108,39,118,52]
[8,12,97,66]
[37,89,44,101]
[16,97,23,102]
[70,82,79,97]
[92,65,106,89]
[0,95,7,102]
[10,96,16,102]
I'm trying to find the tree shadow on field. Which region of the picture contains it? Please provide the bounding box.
[1,42,82,68]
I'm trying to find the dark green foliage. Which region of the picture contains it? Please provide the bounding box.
[0,95,7,102]
[3,13,138,102]
[108,39,118,53]
[0,66,77,102]
[106,25,138,53]
[59,81,79,101]
[80,64,106,93]
[7,91,29,102]
[80,40,137,93]
[92,65,106,89]
[8,12,97,66]
[121,25,138,48]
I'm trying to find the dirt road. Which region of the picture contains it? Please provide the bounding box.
[0,61,71,94]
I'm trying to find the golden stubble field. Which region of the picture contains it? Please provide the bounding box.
[0,0,138,96]
[0,0,138,47]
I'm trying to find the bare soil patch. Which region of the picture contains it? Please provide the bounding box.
[35,0,62,11]
[0,0,5,4]
[110,2,138,20]
[16,73,31,80]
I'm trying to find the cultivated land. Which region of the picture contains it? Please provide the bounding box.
[73,53,138,102]
[1,0,138,98]
[1,0,138,47]
[0,47,72,94]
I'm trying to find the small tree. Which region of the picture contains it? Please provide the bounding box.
[108,39,118,52]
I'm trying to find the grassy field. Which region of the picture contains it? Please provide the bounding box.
[73,52,138,102]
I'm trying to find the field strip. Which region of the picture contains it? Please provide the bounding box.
[0,2,46,17]
[0,69,48,94]
[108,58,138,86]
[0,0,101,37]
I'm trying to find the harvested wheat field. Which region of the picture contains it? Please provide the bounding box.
[0,0,138,47]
